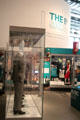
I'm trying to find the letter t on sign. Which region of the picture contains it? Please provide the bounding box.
[49,12,55,20]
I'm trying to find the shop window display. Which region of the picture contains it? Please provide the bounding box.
[50,55,74,87]
[5,26,45,120]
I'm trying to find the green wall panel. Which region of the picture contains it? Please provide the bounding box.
[45,48,80,55]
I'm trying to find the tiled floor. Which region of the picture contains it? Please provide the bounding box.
[43,91,80,120]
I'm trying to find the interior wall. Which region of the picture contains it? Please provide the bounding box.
[0,0,70,48]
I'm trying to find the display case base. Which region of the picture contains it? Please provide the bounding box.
[6,94,42,120]
[6,118,42,120]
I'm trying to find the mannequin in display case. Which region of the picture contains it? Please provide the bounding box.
[12,52,25,115]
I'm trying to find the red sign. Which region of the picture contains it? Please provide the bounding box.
[73,42,79,54]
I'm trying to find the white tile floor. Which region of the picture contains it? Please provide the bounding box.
[6,94,42,119]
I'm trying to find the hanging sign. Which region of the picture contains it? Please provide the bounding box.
[73,42,79,54]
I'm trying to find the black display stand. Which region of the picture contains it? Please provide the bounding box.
[71,86,80,111]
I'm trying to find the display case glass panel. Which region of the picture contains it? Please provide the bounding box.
[5,26,45,120]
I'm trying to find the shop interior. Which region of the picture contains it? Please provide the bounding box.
[44,49,80,88]
[43,50,80,120]
[0,0,80,120]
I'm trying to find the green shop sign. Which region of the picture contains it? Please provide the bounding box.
[49,12,67,25]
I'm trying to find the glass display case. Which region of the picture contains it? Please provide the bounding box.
[5,26,45,120]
